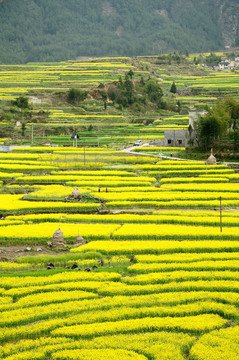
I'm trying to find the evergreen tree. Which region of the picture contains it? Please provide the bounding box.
[14,96,29,109]
[170,82,177,94]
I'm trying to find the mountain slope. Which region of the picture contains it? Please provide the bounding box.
[0,0,238,64]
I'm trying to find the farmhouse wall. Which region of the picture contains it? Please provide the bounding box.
[164,129,191,147]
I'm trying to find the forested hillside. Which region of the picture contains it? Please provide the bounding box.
[0,0,239,64]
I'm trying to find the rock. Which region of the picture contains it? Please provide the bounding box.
[0,257,8,261]
[97,259,104,266]
[68,240,75,245]
[47,262,55,270]
[71,263,78,269]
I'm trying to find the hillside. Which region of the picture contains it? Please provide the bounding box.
[0,55,239,360]
[0,0,239,64]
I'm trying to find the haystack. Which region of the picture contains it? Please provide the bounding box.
[65,187,82,201]
[206,149,216,165]
[52,227,65,247]
[76,234,86,246]
[71,187,81,198]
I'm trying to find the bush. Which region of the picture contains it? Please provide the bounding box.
[67,88,87,104]
[14,96,29,109]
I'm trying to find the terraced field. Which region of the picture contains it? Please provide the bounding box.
[0,55,239,359]
[0,144,238,359]
[1,55,238,149]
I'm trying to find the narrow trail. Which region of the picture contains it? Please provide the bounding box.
[121,145,239,167]
[121,145,202,162]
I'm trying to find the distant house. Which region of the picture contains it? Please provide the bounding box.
[164,128,191,147]
[218,59,230,70]
[163,110,205,148]
[217,58,239,71]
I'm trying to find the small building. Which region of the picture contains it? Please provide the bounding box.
[163,110,205,148]
[164,129,191,147]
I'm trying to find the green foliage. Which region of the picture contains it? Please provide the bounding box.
[170,82,177,94]
[21,123,26,137]
[107,75,135,107]
[0,0,238,63]
[145,79,164,107]
[4,113,13,121]
[107,74,164,110]
[205,53,222,65]
[127,70,134,79]
[67,88,87,104]
[196,99,236,150]
[224,97,239,151]
[224,97,239,127]
[100,91,108,101]
[14,96,29,109]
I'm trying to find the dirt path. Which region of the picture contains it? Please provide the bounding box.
[121,145,203,162]
[0,246,65,262]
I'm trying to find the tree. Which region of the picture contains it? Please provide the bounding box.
[197,101,230,150]
[224,97,239,129]
[107,74,135,108]
[170,82,177,94]
[145,79,163,107]
[123,75,134,105]
[21,123,26,137]
[224,97,239,151]
[177,100,181,113]
[127,70,134,79]
[205,53,221,66]
[67,88,87,104]
[100,91,107,101]
[14,96,29,109]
